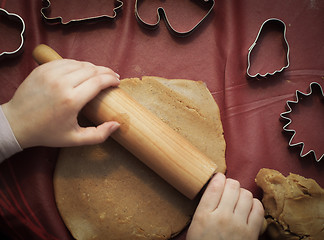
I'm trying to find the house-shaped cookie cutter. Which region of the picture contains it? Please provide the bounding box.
[135,0,215,37]
[247,18,290,78]
[0,8,25,57]
[41,0,123,24]
[280,82,324,162]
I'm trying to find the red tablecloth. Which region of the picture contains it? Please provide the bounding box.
[0,0,323,239]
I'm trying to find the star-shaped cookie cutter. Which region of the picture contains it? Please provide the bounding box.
[0,8,25,57]
[135,0,215,37]
[247,18,290,78]
[41,0,123,24]
[280,82,324,162]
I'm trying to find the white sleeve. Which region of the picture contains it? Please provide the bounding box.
[0,105,22,162]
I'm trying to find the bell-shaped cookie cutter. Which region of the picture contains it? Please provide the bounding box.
[280,82,324,162]
[247,18,290,78]
[0,8,25,57]
[135,0,215,37]
[41,0,123,24]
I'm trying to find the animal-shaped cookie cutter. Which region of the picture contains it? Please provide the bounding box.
[41,0,123,24]
[247,18,290,78]
[0,8,25,57]
[280,82,324,162]
[135,0,215,37]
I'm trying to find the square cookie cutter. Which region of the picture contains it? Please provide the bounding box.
[280,82,324,162]
[135,0,215,37]
[0,8,25,57]
[41,0,123,24]
[247,18,290,78]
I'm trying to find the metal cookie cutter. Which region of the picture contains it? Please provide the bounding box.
[280,82,324,162]
[247,18,290,78]
[135,0,215,37]
[0,8,25,57]
[41,0,123,25]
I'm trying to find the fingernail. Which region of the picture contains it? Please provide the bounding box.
[111,122,120,132]
[115,73,120,79]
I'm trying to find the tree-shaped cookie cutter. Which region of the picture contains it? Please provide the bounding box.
[41,0,123,24]
[280,82,324,162]
[135,0,215,37]
[0,8,25,57]
[247,18,290,78]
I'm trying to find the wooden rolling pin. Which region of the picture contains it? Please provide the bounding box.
[32,44,218,199]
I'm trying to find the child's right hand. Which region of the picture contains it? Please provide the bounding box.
[187,173,265,240]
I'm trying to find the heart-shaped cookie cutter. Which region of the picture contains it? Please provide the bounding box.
[280,82,324,162]
[41,0,123,24]
[0,8,25,57]
[247,18,290,78]
[135,0,215,37]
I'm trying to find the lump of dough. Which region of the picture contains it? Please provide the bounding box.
[255,168,324,240]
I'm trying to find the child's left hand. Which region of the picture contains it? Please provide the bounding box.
[2,59,120,149]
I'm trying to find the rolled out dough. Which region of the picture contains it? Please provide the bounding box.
[54,76,226,240]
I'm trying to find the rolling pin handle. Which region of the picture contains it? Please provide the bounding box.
[32,44,63,65]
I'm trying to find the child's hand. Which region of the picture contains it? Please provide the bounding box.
[2,59,120,149]
[187,173,265,240]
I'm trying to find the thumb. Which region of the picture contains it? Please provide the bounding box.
[74,121,120,145]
